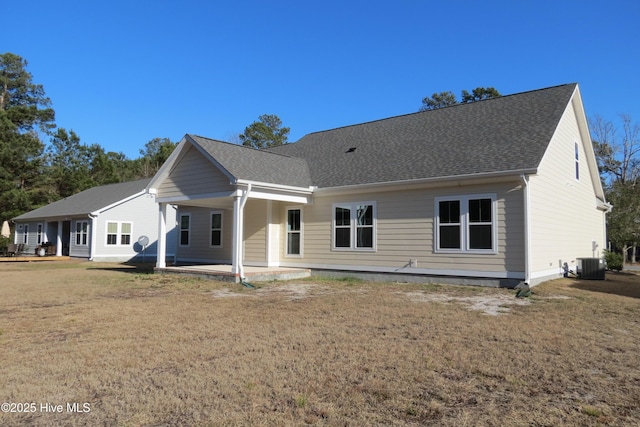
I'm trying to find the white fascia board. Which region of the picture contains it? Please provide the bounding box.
[156,190,236,204]
[248,190,311,204]
[235,179,315,194]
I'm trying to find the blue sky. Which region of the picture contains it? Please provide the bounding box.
[4,0,639,159]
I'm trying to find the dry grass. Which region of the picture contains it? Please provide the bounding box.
[1,261,639,426]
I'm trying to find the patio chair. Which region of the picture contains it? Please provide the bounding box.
[7,243,17,257]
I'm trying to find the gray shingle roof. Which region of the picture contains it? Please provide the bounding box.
[187,135,313,188]
[268,84,577,188]
[13,178,151,221]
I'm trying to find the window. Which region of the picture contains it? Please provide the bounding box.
[106,222,118,245]
[435,194,496,253]
[120,223,131,245]
[23,224,29,244]
[333,202,376,250]
[210,211,222,247]
[75,221,88,246]
[575,142,580,180]
[106,222,132,246]
[37,224,43,245]
[179,214,190,246]
[286,208,302,256]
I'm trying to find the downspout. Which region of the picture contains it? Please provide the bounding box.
[520,174,531,285]
[237,183,252,282]
[88,213,98,261]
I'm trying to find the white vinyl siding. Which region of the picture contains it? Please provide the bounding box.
[529,98,607,282]
[93,192,178,262]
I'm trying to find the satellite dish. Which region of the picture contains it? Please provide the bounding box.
[138,235,150,263]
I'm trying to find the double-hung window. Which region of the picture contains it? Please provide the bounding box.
[23,224,29,244]
[106,222,118,245]
[37,224,43,245]
[106,222,132,246]
[210,211,222,247]
[179,214,191,246]
[435,194,496,253]
[75,221,88,246]
[332,202,376,251]
[286,207,302,256]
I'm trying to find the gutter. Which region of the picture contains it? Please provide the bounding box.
[314,168,538,196]
[237,183,252,281]
[520,174,531,285]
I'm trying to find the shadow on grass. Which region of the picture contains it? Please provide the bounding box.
[87,262,156,274]
[569,271,640,299]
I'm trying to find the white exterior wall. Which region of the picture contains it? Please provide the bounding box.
[528,99,607,284]
[92,193,177,262]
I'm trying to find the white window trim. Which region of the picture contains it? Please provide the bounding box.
[209,210,223,248]
[179,213,191,247]
[105,221,133,246]
[23,224,29,244]
[434,194,497,254]
[36,223,43,245]
[75,221,89,246]
[331,201,377,252]
[285,206,303,258]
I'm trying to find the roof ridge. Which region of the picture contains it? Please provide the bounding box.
[299,83,577,138]
[188,134,302,160]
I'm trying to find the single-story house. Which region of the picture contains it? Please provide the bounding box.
[147,83,610,286]
[12,178,177,262]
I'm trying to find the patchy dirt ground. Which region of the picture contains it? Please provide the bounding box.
[1,262,639,426]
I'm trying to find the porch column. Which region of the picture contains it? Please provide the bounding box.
[157,202,167,268]
[231,195,242,275]
[56,221,63,256]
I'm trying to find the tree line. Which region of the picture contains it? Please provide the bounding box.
[0,52,178,223]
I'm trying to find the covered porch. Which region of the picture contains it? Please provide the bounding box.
[147,134,315,281]
[152,180,313,281]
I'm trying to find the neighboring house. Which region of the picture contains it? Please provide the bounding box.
[12,179,177,262]
[147,83,610,286]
